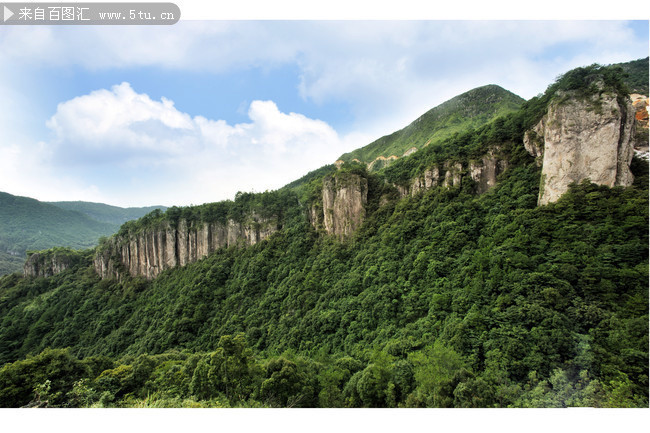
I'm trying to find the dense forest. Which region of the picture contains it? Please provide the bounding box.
[0,62,647,408]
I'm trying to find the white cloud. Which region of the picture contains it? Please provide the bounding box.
[2,22,645,103]
[5,83,366,207]
[0,140,108,203]
[47,83,198,166]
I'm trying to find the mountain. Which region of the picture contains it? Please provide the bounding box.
[0,192,166,276]
[0,60,647,409]
[616,56,649,94]
[47,201,167,226]
[0,192,116,269]
[0,252,23,276]
[338,84,525,170]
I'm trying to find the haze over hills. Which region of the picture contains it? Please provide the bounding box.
[0,59,647,409]
[338,84,525,170]
[47,201,167,226]
[0,192,166,275]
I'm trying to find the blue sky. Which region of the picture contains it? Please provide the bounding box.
[0,20,648,207]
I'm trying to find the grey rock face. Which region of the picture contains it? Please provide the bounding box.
[533,90,635,205]
[94,215,278,280]
[469,148,508,194]
[393,149,507,200]
[320,172,368,240]
[443,162,463,188]
[24,251,76,278]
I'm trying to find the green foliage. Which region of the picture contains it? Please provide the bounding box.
[407,341,467,407]
[0,252,23,276]
[0,192,118,275]
[0,348,88,407]
[551,63,630,100]
[114,189,300,238]
[189,334,261,402]
[615,56,649,94]
[339,85,525,168]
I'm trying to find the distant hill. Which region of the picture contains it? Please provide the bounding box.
[48,201,167,226]
[0,251,23,276]
[0,192,165,275]
[338,84,525,170]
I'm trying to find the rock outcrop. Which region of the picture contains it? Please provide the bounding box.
[631,94,649,160]
[311,172,368,240]
[469,148,509,194]
[631,94,649,128]
[527,88,635,205]
[94,215,278,280]
[367,155,398,172]
[443,162,463,188]
[407,167,440,197]
[24,249,83,278]
[394,149,508,199]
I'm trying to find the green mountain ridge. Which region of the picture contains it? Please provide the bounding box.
[47,201,167,226]
[0,59,647,409]
[0,192,166,276]
[339,84,525,170]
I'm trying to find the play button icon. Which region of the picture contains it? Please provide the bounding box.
[4,6,14,22]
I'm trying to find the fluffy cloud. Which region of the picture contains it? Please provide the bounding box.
[47,83,197,166]
[24,83,362,206]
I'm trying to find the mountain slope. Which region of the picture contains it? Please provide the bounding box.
[338,84,525,170]
[47,201,167,226]
[616,56,649,94]
[0,192,117,274]
[0,252,23,276]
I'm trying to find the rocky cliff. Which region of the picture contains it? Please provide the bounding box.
[310,172,368,240]
[469,148,509,194]
[527,87,635,205]
[24,248,84,278]
[94,215,279,280]
[394,147,507,199]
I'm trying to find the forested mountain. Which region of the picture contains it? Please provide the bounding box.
[0,60,647,409]
[0,192,116,275]
[47,201,167,226]
[338,85,525,170]
[0,193,166,276]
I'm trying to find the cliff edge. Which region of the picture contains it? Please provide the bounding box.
[525,85,635,205]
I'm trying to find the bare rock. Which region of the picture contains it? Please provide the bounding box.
[321,172,368,240]
[536,90,635,205]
